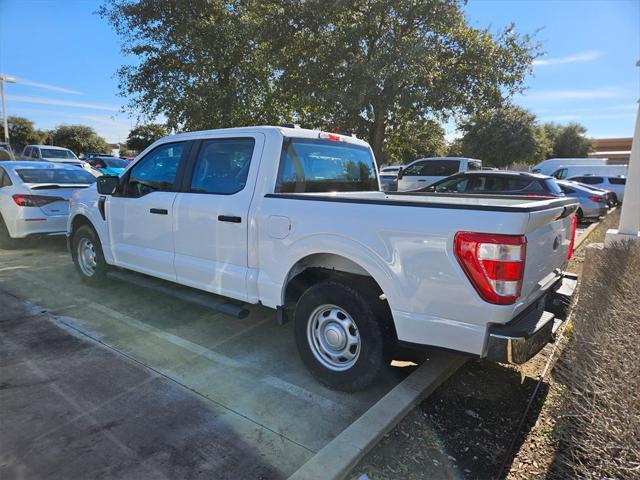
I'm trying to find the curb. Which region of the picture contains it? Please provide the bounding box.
[288,351,467,480]
[574,207,616,252]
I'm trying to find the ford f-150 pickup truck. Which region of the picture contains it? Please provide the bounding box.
[68,126,579,391]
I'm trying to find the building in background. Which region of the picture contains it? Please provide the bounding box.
[589,137,632,164]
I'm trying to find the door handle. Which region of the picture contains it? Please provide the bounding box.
[150,208,168,215]
[218,215,242,223]
[417,179,427,182]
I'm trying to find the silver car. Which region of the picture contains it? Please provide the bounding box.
[0,162,95,248]
[557,180,608,222]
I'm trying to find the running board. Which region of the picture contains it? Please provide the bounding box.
[106,269,251,319]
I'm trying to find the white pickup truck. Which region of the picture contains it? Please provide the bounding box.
[68,126,579,391]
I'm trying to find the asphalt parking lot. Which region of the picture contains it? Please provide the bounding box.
[0,238,431,479]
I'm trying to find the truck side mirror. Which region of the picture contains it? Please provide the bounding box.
[397,167,404,180]
[97,175,119,195]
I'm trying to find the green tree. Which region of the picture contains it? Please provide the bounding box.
[100,0,285,130]
[48,125,110,157]
[126,123,167,153]
[543,122,594,158]
[262,0,539,159]
[101,0,539,160]
[7,116,47,152]
[383,119,446,165]
[459,105,551,168]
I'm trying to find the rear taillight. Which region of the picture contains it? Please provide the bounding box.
[12,194,65,207]
[567,214,578,260]
[318,132,344,142]
[454,232,527,305]
[588,195,603,203]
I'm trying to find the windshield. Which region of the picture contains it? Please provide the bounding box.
[276,138,378,193]
[17,168,96,184]
[40,148,77,159]
[102,158,128,168]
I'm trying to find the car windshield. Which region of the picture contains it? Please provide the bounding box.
[103,158,128,168]
[40,148,77,159]
[17,168,96,184]
[276,138,378,193]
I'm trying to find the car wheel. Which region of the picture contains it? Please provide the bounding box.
[293,279,390,392]
[0,214,19,250]
[71,224,108,285]
[576,208,584,223]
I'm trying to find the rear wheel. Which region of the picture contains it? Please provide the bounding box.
[0,214,19,250]
[293,279,390,391]
[71,224,108,285]
[576,208,584,223]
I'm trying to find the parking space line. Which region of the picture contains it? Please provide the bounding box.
[12,269,349,419]
[55,314,317,455]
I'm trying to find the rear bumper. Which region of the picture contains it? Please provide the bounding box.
[485,272,577,364]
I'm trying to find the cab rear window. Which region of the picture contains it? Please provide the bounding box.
[276,138,378,193]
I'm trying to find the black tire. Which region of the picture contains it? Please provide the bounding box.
[576,208,584,223]
[0,214,19,250]
[293,279,390,392]
[71,224,108,286]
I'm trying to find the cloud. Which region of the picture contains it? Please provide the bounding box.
[520,88,624,102]
[7,95,120,112]
[12,77,82,95]
[533,50,603,67]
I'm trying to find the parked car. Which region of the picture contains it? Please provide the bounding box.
[0,142,15,161]
[556,180,608,222]
[530,158,607,176]
[417,171,563,197]
[379,166,400,192]
[0,161,95,249]
[565,180,617,207]
[68,126,578,391]
[84,156,129,177]
[83,152,116,161]
[397,157,482,191]
[567,175,626,203]
[22,145,82,167]
[550,164,627,180]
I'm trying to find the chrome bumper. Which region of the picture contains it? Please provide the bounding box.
[486,273,578,364]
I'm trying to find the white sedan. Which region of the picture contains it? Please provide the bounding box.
[0,161,96,249]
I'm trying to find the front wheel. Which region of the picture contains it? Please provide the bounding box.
[71,224,108,285]
[293,279,390,392]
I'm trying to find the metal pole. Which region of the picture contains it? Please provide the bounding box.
[616,101,640,235]
[1,80,7,143]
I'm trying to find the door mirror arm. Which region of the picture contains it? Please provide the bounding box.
[397,167,404,180]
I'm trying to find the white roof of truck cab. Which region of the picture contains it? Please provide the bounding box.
[157,126,372,149]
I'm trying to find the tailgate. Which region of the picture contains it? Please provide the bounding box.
[520,205,577,305]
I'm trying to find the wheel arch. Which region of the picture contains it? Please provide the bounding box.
[281,252,397,341]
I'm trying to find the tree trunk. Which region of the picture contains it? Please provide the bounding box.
[370,106,387,162]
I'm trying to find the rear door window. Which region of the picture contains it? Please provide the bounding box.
[276,138,377,193]
[421,160,460,176]
[608,177,626,185]
[573,176,603,185]
[189,138,255,194]
[544,179,563,195]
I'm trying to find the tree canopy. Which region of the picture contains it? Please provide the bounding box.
[101,0,539,164]
[7,116,47,152]
[458,105,551,168]
[543,122,594,158]
[48,125,110,156]
[126,123,167,153]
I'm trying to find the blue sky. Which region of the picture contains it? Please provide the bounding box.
[1,0,638,143]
